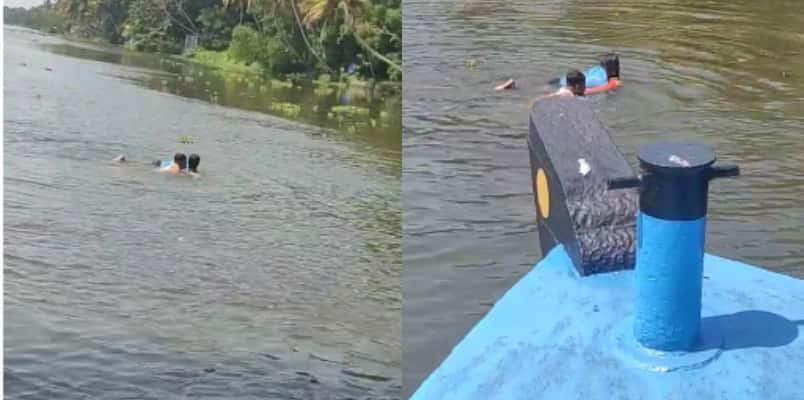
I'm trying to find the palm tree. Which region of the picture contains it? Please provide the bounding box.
[287,0,333,73]
[221,0,332,73]
[300,0,400,73]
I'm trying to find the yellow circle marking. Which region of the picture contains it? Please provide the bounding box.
[536,168,550,219]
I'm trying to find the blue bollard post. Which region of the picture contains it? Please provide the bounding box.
[610,143,739,351]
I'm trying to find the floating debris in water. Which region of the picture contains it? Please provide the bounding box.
[270,102,301,118]
[178,136,194,145]
[314,86,335,96]
[270,79,294,89]
[331,105,370,117]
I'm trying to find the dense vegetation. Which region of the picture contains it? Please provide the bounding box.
[4,0,401,81]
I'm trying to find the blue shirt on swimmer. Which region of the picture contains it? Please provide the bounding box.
[159,159,172,169]
[559,65,608,88]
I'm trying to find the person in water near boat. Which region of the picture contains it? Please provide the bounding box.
[496,52,621,93]
[115,152,198,176]
[528,69,586,107]
[151,152,187,174]
[555,53,619,89]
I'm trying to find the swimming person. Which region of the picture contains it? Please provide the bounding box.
[528,69,586,108]
[496,53,621,93]
[153,152,187,174]
[115,152,197,175]
[555,52,619,90]
[557,69,586,96]
[187,153,200,176]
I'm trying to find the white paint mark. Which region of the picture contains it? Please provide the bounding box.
[668,155,691,167]
[578,158,591,176]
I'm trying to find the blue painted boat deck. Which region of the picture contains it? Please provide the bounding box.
[412,247,804,400]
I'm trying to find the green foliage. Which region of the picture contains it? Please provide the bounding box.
[4,6,69,32]
[270,79,294,88]
[119,0,169,51]
[5,0,401,82]
[228,24,303,75]
[190,49,261,74]
[196,6,237,50]
[331,104,370,116]
[228,24,261,64]
[270,102,301,117]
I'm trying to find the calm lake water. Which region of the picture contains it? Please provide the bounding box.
[403,0,804,396]
[5,26,401,399]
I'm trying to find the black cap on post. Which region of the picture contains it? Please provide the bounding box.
[609,143,739,220]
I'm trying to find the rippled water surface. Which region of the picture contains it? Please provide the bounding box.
[403,0,804,395]
[5,26,401,399]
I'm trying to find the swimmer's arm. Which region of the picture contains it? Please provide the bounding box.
[527,88,573,108]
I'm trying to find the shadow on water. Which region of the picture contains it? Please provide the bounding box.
[700,310,802,351]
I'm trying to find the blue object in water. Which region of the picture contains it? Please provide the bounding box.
[559,64,608,88]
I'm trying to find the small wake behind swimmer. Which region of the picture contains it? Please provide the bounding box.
[113,152,201,177]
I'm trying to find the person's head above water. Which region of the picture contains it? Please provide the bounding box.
[174,152,187,170]
[601,53,620,80]
[188,153,200,173]
[565,70,586,96]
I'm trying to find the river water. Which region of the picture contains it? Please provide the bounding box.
[5,26,401,399]
[403,0,804,395]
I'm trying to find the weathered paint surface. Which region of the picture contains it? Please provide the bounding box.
[411,246,804,400]
[635,214,706,351]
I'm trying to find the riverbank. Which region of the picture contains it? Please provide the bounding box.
[183,49,402,98]
[4,0,401,83]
